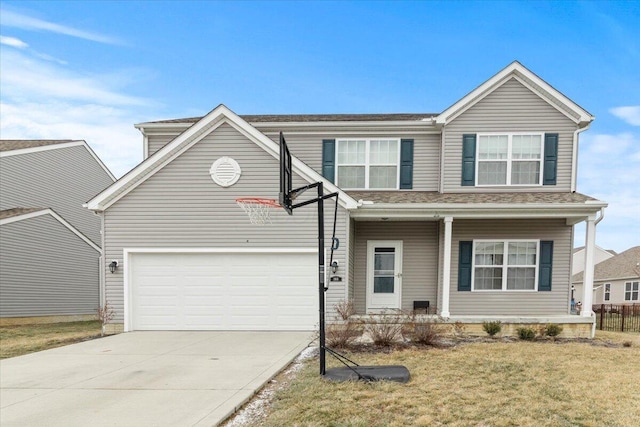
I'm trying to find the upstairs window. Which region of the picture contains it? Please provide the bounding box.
[604,283,611,301]
[473,240,539,291]
[476,133,543,186]
[336,139,399,189]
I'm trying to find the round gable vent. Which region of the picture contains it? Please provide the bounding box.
[210,157,241,187]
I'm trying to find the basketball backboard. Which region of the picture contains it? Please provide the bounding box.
[279,132,293,215]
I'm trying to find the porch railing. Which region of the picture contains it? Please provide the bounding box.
[593,304,640,333]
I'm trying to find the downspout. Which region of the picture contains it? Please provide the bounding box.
[571,123,591,193]
[99,211,106,308]
[439,126,446,193]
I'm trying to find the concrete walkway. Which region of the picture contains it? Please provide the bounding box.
[0,331,313,427]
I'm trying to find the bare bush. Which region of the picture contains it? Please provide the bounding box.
[325,300,363,348]
[326,320,364,348]
[452,321,467,338]
[334,300,356,321]
[365,310,404,346]
[96,301,115,336]
[402,312,447,345]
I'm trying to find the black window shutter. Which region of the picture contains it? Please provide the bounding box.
[458,241,473,291]
[543,133,558,186]
[322,139,336,183]
[538,241,554,291]
[461,134,476,186]
[400,139,414,189]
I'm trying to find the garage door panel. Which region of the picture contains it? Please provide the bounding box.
[130,252,316,331]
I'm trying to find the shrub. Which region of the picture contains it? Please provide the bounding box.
[623,341,633,348]
[482,321,502,337]
[365,311,403,346]
[96,301,115,337]
[334,300,356,321]
[401,313,446,345]
[325,320,364,348]
[516,327,537,341]
[544,323,563,337]
[452,321,467,338]
[325,300,363,348]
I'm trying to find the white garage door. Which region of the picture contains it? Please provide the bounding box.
[129,251,318,331]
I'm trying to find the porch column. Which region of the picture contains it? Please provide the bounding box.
[440,216,453,318]
[581,214,596,317]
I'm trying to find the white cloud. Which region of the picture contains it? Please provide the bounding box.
[0,9,121,45]
[0,35,28,48]
[577,132,640,252]
[610,106,640,126]
[0,48,158,177]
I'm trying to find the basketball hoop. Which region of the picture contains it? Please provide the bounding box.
[236,197,280,225]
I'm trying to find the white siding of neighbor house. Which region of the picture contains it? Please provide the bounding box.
[104,123,348,323]
[261,131,442,192]
[574,279,640,306]
[352,221,439,314]
[443,77,578,193]
[448,219,573,316]
[0,145,114,246]
[0,214,100,317]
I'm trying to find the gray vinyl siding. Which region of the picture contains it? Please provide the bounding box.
[104,123,348,323]
[352,221,439,314]
[0,214,100,317]
[448,219,572,316]
[443,78,577,192]
[261,131,441,191]
[147,134,179,158]
[0,145,114,246]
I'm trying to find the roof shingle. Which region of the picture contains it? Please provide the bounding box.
[0,140,76,152]
[345,191,599,204]
[147,113,437,125]
[0,207,47,220]
[573,246,640,282]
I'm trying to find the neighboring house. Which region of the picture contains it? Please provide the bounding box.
[573,246,640,306]
[87,61,606,337]
[0,140,115,321]
[572,245,615,276]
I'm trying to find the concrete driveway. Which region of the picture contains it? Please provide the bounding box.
[0,331,313,427]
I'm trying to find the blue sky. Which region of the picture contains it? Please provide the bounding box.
[1,1,638,252]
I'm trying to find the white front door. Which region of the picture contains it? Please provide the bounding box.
[366,241,403,311]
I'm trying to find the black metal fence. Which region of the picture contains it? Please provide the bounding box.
[593,304,640,332]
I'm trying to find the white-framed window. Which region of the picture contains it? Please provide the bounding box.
[604,283,611,301]
[472,240,539,291]
[336,139,399,189]
[476,133,543,186]
[625,281,639,301]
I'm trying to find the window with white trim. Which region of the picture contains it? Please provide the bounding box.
[604,283,611,301]
[477,133,543,186]
[336,139,399,189]
[625,281,639,301]
[473,240,538,291]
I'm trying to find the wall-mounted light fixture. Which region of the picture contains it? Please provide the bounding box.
[331,260,339,274]
[109,260,118,274]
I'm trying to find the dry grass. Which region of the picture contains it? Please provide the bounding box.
[254,332,640,427]
[0,320,103,359]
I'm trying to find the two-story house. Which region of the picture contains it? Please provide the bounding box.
[87,62,606,337]
[0,140,115,322]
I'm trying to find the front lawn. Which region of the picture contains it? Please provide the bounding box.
[243,332,640,427]
[0,320,104,359]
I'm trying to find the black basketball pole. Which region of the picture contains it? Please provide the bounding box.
[317,181,326,375]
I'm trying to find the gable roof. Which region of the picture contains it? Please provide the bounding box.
[573,246,640,282]
[86,105,358,211]
[435,61,594,126]
[0,139,116,181]
[0,208,101,253]
[139,113,438,126]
